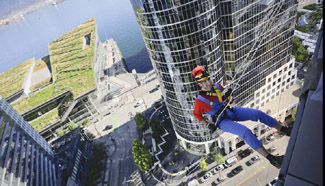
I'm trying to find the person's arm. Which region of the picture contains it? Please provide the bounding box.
[200,119,209,125]
[193,100,213,126]
[193,100,206,123]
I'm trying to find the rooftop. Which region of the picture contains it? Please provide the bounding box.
[10,18,97,115]
[0,58,33,98]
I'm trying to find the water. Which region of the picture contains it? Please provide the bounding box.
[0,0,152,74]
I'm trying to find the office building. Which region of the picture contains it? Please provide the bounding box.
[130,0,297,154]
[0,96,56,186]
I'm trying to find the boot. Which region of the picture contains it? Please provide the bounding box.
[267,154,284,169]
[280,126,292,136]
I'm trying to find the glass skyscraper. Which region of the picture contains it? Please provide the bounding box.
[0,96,56,186]
[130,0,297,153]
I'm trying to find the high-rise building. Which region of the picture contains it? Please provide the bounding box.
[130,0,297,154]
[0,96,57,186]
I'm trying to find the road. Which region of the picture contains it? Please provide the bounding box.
[199,136,290,186]
[85,70,162,186]
[98,120,139,186]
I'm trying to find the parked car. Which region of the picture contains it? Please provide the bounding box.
[211,175,226,185]
[246,155,261,166]
[238,148,252,159]
[149,87,159,93]
[267,146,277,153]
[230,165,243,177]
[267,177,278,186]
[266,135,275,141]
[134,99,144,108]
[216,174,226,182]
[103,125,113,131]
[224,156,238,168]
[200,172,212,182]
[212,165,225,174]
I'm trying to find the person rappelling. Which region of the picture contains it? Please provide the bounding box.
[192,65,291,169]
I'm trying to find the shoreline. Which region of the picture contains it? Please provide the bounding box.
[0,0,65,26]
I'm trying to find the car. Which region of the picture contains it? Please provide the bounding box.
[238,148,252,159]
[103,125,113,131]
[246,155,260,166]
[224,156,237,168]
[216,174,226,182]
[200,172,212,182]
[149,87,159,93]
[266,177,278,186]
[230,165,243,176]
[266,135,275,141]
[134,99,144,108]
[212,165,225,174]
[267,146,277,153]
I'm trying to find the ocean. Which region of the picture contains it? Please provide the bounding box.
[0,0,152,74]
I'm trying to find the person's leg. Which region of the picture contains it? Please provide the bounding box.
[219,118,283,169]
[219,119,263,151]
[232,107,277,127]
[232,107,290,135]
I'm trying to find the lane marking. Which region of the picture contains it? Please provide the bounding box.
[236,162,270,186]
[236,148,287,186]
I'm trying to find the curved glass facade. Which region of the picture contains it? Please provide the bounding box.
[130,0,297,152]
[221,0,297,106]
[130,0,224,143]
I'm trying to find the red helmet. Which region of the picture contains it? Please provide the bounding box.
[192,65,210,82]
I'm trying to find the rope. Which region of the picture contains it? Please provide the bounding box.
[190,0,288,183]
[213,0,286,124]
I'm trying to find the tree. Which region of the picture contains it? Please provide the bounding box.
[81,119,90,127]
[56,129,64,137]
[132,139,152,172]
[200,157,208,171]
[214,153,225,165]
[291,107,297,121]
[292,36,308,63]
[67,122,78,131]
[135,113,146,131]
[150,119,165,143]
[85,131,96,140]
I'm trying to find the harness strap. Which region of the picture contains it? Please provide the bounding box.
[197,95,213,105]
[199,85,223,103]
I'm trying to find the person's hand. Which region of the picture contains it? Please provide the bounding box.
[207,122,218,133]
[224,88,232,98]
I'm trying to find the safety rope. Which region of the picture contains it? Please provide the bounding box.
[208,0,288,184]
[213,0,287,124]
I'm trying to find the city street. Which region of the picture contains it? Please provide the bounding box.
[85,70,162,186]
[199,136,290,186]
[96,119,140,186]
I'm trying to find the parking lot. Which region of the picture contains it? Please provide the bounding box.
[197,135,290,186]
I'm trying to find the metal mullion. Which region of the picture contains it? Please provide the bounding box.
[9,131,20,173]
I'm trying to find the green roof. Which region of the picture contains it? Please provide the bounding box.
[29,107,60,131]
[11,18,97,114]
[0,58,34,98]
[49,18,97,97]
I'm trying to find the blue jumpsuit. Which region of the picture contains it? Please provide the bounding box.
[197,84,277,150]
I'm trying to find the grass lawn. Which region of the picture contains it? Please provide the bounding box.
[11,84,68,114]
[11,18,97,115]
[49,18,96,98]
[29,107,60,131]
[0,58,33,98]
